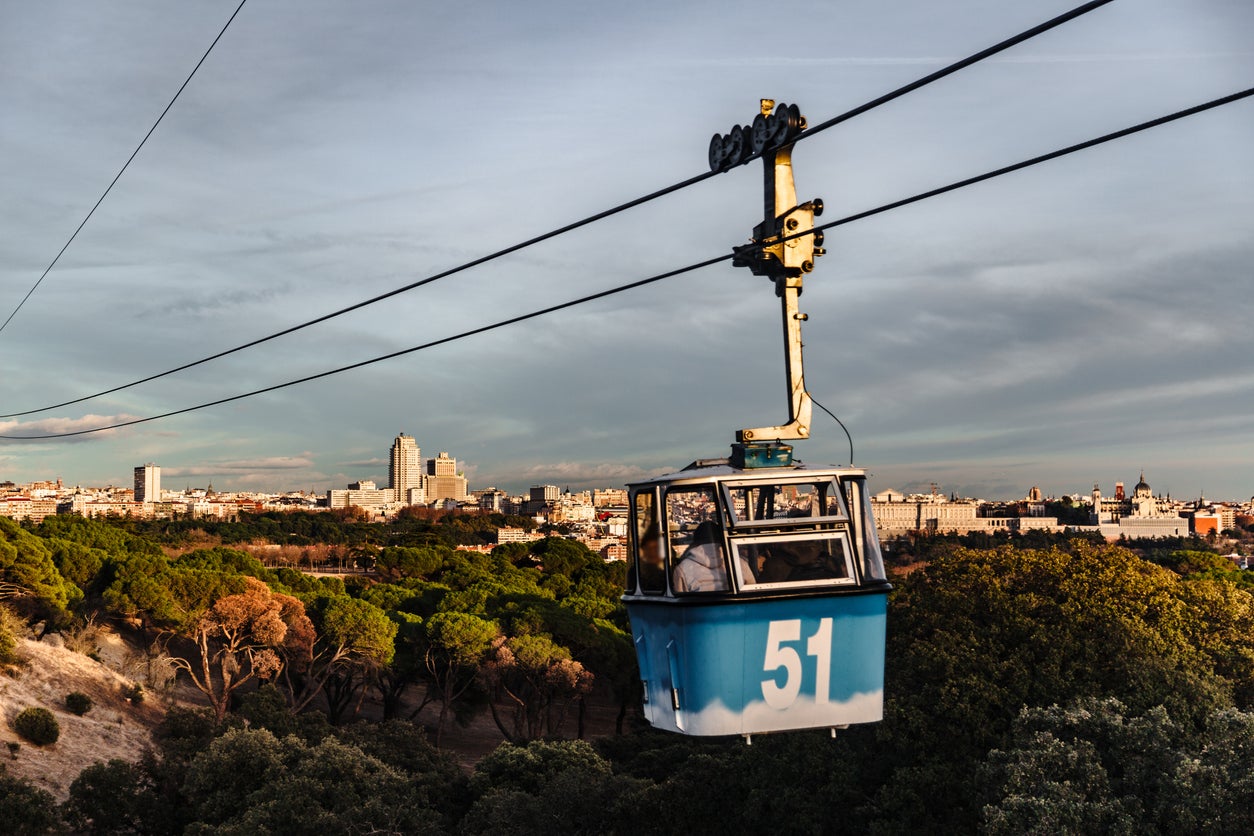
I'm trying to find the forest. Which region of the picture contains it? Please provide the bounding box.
[4,511,1254,834]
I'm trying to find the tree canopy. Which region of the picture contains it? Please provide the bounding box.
[6,512,1254,834]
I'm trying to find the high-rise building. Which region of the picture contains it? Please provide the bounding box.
[425,452,468,502]
[427,452,457,477]
[134,463,160,503]
[389,434,422,503]
[531,485,560,504]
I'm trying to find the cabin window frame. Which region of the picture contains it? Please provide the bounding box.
[629,487,667,596]
[730,529,859,592]
[720,477,852,532]
[845,476,887,582]
[664,484,731,596]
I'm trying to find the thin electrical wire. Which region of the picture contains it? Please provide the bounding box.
[4,84,1249,441]
[809,393,854,466]
[0,0,249,337]
[0,0,1115,418]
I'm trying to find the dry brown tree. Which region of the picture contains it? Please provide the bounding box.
[171,578,314,720]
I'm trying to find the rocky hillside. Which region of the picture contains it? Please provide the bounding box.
[0,637,167,799]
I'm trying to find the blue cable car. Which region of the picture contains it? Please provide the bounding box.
[623,462,889,739]
[622,100,890,739]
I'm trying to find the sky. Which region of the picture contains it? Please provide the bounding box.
[1,0,1252,500]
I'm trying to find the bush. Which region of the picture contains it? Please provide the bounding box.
[65,692,93,716]
[64,759,155,835]
[471,739,611,796]
[234,685,297,737]
[0,604,23,666]
[0,764,60,835]
[154,707,221,766]
[123,683,145,704]
[59,617,103,657]
[12,708,59,746]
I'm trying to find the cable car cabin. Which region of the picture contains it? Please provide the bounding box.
[623,462,890,738]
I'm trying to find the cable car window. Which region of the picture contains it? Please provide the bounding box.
[666,486,729,594]
[732,532,856,590]
[722,479,849,530]
[852,480,887,582]
[632,491,666,594]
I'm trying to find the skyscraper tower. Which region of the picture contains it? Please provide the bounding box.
[134,463,160,504]
[428,452,456,477]
[425,452,468,502]
[389,434,422,503]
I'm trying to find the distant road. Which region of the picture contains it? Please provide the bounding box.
[300,567,377,578]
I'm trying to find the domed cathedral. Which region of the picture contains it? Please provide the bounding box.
[1092,471,1171,523]
[1130,471,1163,517]
[1091,471,1186,539]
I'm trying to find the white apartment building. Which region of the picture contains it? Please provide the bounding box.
[134,463,160,504]
[389,434,423,504]
[497,527,543,544]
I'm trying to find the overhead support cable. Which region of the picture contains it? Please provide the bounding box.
[6,82,1249,440]
[796,86,1254,244]
[0,0,1114,416]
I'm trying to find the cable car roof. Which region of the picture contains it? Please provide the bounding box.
[629,459,868,488]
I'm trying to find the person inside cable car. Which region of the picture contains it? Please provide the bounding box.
[760,538,849,583]
[672,520,729,592]
[632,524,666,592]
[755,545,791,584]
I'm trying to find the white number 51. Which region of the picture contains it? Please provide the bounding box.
[761,618,833,709]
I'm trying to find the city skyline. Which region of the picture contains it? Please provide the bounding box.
[2,1,1252,497]
[2,449,1248,505]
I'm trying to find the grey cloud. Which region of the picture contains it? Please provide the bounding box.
[512,462,669,486]
[1,0,1251,498]
[337,457,387,469]
[136,283,292,319]
[161,454,316,477]
[0,414,140,443]
[157,467,215,478]
[212,455,315,470]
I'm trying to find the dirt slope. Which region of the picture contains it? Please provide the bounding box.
[0,638,166,799]
[0,632,634,793]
